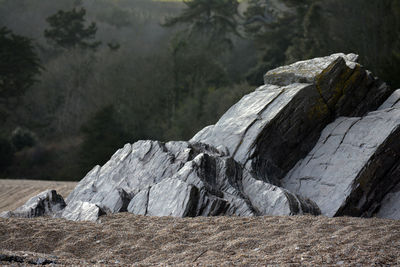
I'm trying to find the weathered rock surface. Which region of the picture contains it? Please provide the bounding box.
[0,190,65,218]
[61,141,319,221]
[192,53,391,184]
[282,107,400,217]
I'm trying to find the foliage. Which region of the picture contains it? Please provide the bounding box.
[164,0,240,49]
[0,136,14,172]
[285,0,400,88]
[79,105,132,173]
[0,27,41,101]
[163,0,248,140]
[169,34,229,109]
[165,82,253,140]
[10,127,37,151]
[44,7,101,50]
[243,0,309,85]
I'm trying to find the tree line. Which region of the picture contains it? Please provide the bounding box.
[1,0,399,180]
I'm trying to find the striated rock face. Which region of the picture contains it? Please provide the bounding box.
[5,53,400,221]
[282,107,400,217]
[61,141,319,221]
[192,53,391,184]
[0,190,65,218]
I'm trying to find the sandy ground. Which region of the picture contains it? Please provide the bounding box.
[1,179,400,266]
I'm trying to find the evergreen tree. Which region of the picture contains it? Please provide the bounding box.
[164,0,240,49]
[286,0,400,88]
[0,136,14,172]
[243,0,310,85]
[44,7,101,50]
[163,0,239,126]
[0,27,41,101]
[79,105,131,173]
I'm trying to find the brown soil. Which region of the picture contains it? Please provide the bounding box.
[1,180,400,266]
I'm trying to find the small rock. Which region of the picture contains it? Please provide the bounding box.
[1,190,65,218]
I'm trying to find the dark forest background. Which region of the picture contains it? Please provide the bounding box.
[1,0,399,181]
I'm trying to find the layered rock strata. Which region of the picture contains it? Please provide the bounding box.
[282,107,400,217]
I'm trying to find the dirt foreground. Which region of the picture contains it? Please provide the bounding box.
[0,179,399,266]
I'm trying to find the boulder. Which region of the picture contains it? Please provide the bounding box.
[282,107,400,217]
[191,53,391,184]
[61,140,319,221]
[0,190,65,218]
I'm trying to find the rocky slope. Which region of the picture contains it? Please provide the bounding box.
[2,53,399,221]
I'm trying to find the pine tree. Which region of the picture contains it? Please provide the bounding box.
[0,27,41,102]
[164,0,240,49]
[44,7,101,50]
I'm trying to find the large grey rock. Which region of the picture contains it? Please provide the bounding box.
[62,140,319,221]
[282,107,400,217]
[0,190,66,218]
[192,53,391,184]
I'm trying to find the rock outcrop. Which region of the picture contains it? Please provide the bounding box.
[61,141,319,221]
[0,190,65,218]
[4,53,399,221]
[191,53,391,184]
